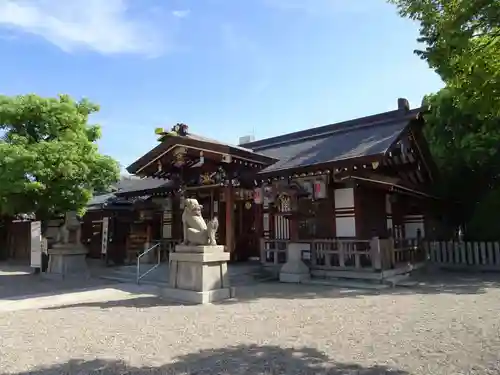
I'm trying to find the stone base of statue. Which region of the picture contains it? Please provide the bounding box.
[160,244,234,304]
[279,243,311,283]
[43,243,89,280]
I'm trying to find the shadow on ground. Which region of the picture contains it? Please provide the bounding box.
[5,344,408,375]
[226,270,500,303]
[42,294,184,310]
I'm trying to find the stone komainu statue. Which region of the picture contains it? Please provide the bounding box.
[56,212,81,245]
[182,198,219,246]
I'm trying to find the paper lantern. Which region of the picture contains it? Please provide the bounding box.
[313,180,327,199]
[253,187,263,204]
[264,186,274,203]
[301,181,313,196]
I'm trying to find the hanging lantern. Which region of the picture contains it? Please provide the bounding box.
[264,185,274,203]
[301,180,313,196]
[253,187,263,204]
[313,179,326,199]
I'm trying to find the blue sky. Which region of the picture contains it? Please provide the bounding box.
[0,0,443,172]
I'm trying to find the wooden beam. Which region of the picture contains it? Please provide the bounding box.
[379,161,420,174]
[224,182,234,255]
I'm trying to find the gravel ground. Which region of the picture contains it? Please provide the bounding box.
[1,273,500,374]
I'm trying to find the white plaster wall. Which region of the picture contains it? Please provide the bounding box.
[334,188,354,208]
[334,187,356,237]
[403,215,425,238]
[335,217,356,237]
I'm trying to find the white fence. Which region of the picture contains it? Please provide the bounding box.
[426,241,500,270]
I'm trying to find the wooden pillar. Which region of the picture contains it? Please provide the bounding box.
[224,183,234,253]
[290,196,299,241]
[146,223,152,247]
[254,203,262,237]
[210,189,214,218]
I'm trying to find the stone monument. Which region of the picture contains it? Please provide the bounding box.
[45,212,89,280]
[163,198,234,304]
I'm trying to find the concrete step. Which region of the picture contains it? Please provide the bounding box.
[99,275,174,288]
[304,278,390,290]
[392,279,420,287]
[384,273,411,287]
[99,270,271,287]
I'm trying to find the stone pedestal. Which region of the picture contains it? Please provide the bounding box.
[161,244,234,304]
[44,244,89,280]
[279,243,310,283]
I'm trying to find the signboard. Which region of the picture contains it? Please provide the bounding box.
[314,179,327,199]
[263,185,274,205]
[253,187,263,204]
[301,250,311,261]
[30,221,42,268]
[101,217,109,255]
[162,209,172,239]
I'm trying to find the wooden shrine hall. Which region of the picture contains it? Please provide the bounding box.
[125,99,449,273]
[126,123,276,261]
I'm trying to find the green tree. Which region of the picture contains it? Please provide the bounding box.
[422,88,500,227]
[389,0,500,117]
[389,0,500,238]
[0,94,120,220]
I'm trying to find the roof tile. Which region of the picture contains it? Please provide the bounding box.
[245,109,420,174]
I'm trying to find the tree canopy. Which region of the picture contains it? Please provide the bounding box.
[389,0,499,117]
[0,94,120,219]
[389,0,500,238]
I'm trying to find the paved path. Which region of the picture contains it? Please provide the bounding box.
[0,283,159,312]
[0,263,113,300]
[1,272,500,374]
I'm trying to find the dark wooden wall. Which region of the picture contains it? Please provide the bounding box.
[355,185,388,239]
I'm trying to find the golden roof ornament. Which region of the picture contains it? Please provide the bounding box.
[155,123,189,138]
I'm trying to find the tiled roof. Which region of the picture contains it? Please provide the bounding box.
[87,177,173,207]
[87,193,115,207]
[242,108,421,174]
[127,132,275,175]
[113,177,171,195]
[184,134,255,153]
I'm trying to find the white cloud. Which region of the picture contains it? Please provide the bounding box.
[0,0,173,56]
[171,10,190,18]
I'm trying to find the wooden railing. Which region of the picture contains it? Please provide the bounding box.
[393,238,426,264]
[260,237,426,272]
[261,239,288,265]
[312,239,373,270]
[426,240,500,270]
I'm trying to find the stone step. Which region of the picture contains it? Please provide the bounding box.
[99,271,269,287]
[384,273,411,287]
[392,279,420,287]
[305,278,390,290]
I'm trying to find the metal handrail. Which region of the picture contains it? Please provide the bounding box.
[136,242,161,284]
